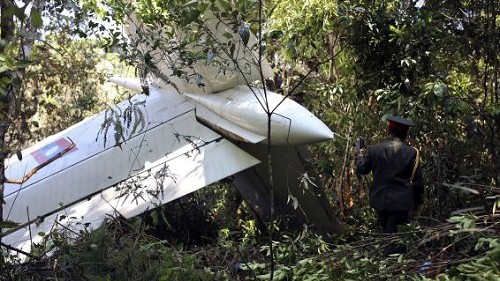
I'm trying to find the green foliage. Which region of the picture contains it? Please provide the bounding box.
[458,238,500,280]
[2,189,498,280]
[244,231,332,281]
[97,97,146,147]
[0,47,33,120]
[3,221,215,280]
[0,54,32,94]
[0,220,19,229]
[266,0,500,223]
[3,31,124,150]
[416,216,499,281]
[106,0,265,91]
[269,0,344,63]
[2,1,499,281]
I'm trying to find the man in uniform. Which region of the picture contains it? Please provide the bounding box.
[356,115,424,235]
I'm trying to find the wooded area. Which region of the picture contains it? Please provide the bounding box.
[0,0,498,280]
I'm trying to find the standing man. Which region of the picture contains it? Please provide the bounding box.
[357,115,424,235]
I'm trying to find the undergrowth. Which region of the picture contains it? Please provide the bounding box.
[1,198,498,280]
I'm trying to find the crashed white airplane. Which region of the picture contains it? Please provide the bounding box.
[2,10,340,254]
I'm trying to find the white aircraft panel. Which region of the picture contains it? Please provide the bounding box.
[195,105,266,143]
[3,139,259,253]
[4,110,220,224]
[4,86,193,197]
[185,86,334,145]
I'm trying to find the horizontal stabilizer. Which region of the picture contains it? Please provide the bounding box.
[195,105,266,144]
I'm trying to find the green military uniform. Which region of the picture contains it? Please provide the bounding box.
[357,116,424,234]
[357,137,423,210]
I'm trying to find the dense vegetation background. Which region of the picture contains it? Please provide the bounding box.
[0,0,498,280]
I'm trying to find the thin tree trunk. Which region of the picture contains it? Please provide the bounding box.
[0,124,7,241]
[1,0,16,246]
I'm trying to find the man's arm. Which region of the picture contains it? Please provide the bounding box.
[356,149,372,175]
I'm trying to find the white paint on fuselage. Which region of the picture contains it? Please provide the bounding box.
[185,85,334,145]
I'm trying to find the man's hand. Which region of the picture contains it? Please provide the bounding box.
[356,148,365,159]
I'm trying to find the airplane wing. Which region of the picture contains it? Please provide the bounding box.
[2,84,260,252]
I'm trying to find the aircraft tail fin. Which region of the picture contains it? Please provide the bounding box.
[124,10,272,94]
[232,144,343,233]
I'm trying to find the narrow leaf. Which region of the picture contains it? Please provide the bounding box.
[239,23,250,46]
[16,150,22,161]
[0,220,20,228]
[31,10,43,28]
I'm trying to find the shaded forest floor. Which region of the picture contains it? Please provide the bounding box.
[2,190,499,281]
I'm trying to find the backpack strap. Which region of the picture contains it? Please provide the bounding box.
[410,147,420,183]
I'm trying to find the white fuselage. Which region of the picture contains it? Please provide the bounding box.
[185,85,334,145]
